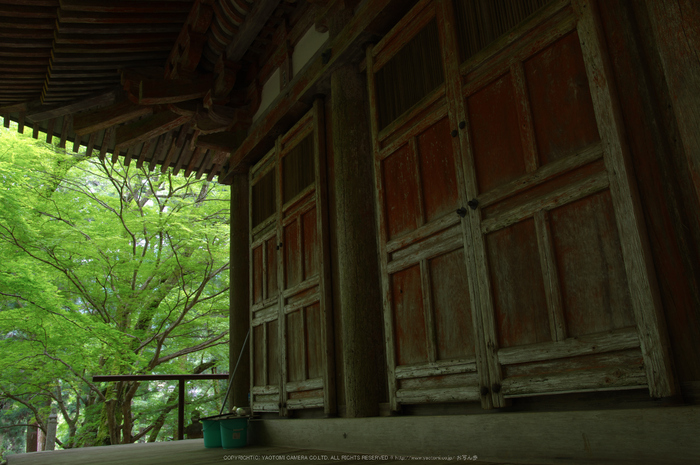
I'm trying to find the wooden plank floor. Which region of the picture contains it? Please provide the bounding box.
[6,440,503,465]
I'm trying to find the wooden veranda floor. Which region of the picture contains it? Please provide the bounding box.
[5,440,500,465]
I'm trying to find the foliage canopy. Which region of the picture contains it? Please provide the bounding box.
[0,125,231,459]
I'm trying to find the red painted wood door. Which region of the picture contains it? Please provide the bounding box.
[368,0,676,411]
[368,1,491,411]
[443,0,675,405]
[249,101,335,415]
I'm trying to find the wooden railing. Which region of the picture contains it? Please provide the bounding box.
[92,373,229,440]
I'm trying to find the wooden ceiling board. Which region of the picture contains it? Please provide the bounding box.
[0,4,57,17]
[0,18,55,28]
[0,48,51,57]
[54,32,180,44]
[0,28,54,38]
[56,23,183,34]
[58,0,193,14]
[56,10,189,24]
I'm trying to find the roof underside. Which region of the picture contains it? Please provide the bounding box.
[0,0,311,184]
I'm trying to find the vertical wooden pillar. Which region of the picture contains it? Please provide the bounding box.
[328,6,385,418]
[230,173,250,409]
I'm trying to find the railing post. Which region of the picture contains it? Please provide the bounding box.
[178,379,185,440]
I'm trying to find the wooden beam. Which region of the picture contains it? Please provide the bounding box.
[136,137,155,169]
[150,130,174,172]
[73,100,153,136]
[0,102,28,113]
[195,151,212,179]
[225,0,282,62]
[115,110,190,148]
[123,144,135,166]
[59,114,71,148]
[185,146,206,177]
[45,118,55,143]
[72,133,82,153]
[126,77,213,105]
[172,136,193,176]
[26,89,120,122]
[196,131,245,152]
[226,0,408,174]
[85,131,97,157]
[99,126,114,161]
[161,123,191,173]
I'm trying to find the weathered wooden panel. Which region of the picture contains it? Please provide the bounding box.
[482,158,606,220]
[375,19,444,130]
[302,207,318,281]
[284,282,319,309]
[253,324,265,386]
[391,265,429,366]
[467,72,526,193]
[395,360,477,379]
[267,319,280,385]
[453,0,553,63]
[382,144,422,240]
[283,219,301,289]
[429,248,475,361]
[305,303,323,380]
[396,386,480,404]
[524,30,600,165]
[388,225,463,274]
[498,327,640,366]
[282,134,315,204]
[286,395,325,409]
[550,189,635,337]
[486,218,551,348]
[503,348,644,379]
[398,372,479,391]
[286,309,304,383]
[252,244,263,305]
[288,389,324,401]
[265,238,278,299]
[417,117,460,223]
[502,349,647,397]
[252,169,276,228]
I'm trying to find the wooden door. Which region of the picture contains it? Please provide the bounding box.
[249,100,335,415]
[367,0,676,411]
[367,0,491,411]
[443,0,675,406]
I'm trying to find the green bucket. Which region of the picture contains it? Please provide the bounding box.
[202,419,222,448]
[219,417,248,449]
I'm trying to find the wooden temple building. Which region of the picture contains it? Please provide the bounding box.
[1,0,699,463]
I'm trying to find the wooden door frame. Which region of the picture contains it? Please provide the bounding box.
[571,0,677,398]
[249,100,336,415]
